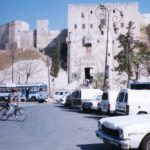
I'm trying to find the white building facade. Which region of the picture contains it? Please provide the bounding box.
[67,2,149,88]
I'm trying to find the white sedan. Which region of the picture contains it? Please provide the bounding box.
[96,114,150,150]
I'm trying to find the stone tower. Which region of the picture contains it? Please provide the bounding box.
[36,20,49,49]
[67,2,141,88]
[7,21,29,49]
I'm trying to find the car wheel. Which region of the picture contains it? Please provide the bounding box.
[38,99,45,103]
[140,134,150,150]
[138,112,147,115]
[82,108,86,112]
[0,97,5,101]
[30,96,36,102]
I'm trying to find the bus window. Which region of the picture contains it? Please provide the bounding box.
[39,88,42,91]
[130,83,150,90]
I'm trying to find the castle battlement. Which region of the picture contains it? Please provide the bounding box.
[0,20,60,50]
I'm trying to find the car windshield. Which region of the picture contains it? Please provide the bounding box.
[102,93,108,101]
[96,95,102,101]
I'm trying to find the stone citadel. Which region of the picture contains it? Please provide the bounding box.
[67,2,150,88]
[0,2,150,89]
[0,20,60,50]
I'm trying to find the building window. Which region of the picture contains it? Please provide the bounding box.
[82,24,85,29]
[90,10,93,14]
[90,24,93,28]
[74,24,77,29]
[85,43,92,47]
[100,19,106,26]
[81,12,84,18]
[113,23,118,34]
[121,23,124,27]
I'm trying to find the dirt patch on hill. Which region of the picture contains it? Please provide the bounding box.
[0,49,46,70]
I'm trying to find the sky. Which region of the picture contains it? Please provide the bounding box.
[0,0,150,30]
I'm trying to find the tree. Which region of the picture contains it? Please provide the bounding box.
[0,70,8,83]
[60,42,67,70]
[44,29,68,77]
[16,60,41,84]
[132,24,150,79]
[45,40,68,76]
[9,48,17,83]
[45,38,60,77]
[145,24,150,42]
[114,21,136,83]
[133,42,150,79]
[93,72,104,89]
[115,22,150,82]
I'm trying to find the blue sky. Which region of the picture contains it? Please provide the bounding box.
[0,0,149,30]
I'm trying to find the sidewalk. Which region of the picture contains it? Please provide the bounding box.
[46,98,55,103]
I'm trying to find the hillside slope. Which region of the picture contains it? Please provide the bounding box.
[0,49,69,90]
[0,49,46,70]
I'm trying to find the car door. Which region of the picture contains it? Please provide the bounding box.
[100,92,109,113]
[73,90,81,108]
[116,91,128,115]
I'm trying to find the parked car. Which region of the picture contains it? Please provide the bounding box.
[82,95,102,112]
[65,95,72,107]
[96,114,150,150]
[53,90,71,102]
[116,88,150,115]
[60,93,72,105]
[70,90,81,108]
[99,89,119,115]
[128,81,150,90]
[71,88,103,109]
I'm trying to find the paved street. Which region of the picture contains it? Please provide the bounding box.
[0,103,120,150]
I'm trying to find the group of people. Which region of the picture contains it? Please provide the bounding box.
[9,88,30,102]
[9,89,21,102]
[6,88,29,116]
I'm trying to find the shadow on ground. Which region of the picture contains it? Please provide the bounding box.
[77,143,121,150]
[83,115,106,120]
[54,104,109,118]
[54,104,84,114]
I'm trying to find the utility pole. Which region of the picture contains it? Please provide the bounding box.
[10,49,15,83]
[47,56,52,98]
[95,4,123,89]
[67,32,71,83]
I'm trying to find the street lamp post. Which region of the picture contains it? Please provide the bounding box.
[10,49,16,83]
[11,51,14,83]
[47,56,52,98]
[67,32,71,84]
[95,4,123,89]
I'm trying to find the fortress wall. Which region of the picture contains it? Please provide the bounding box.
[0,23,9,49]
[36,20,49,49]
[20,30,34,49]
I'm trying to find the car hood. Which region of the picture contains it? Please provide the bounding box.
[101,114,150,130]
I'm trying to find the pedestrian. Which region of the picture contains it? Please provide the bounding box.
[17,89,22,102]
[10,89,17,101]
[25,88,29,101]
[7,89,17,116]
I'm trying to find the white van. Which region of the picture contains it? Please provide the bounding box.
[82,95,102,112]
[60,93,72,105]
[71,88,103,109]
[116,88,150,115]
[53,90,71,102]
[100,90,119,115]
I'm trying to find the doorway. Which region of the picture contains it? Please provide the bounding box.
[84,67,93,84]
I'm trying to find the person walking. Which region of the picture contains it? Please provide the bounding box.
[7,89,17,116]
[17,89,22,102]
[25,88,29,101]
